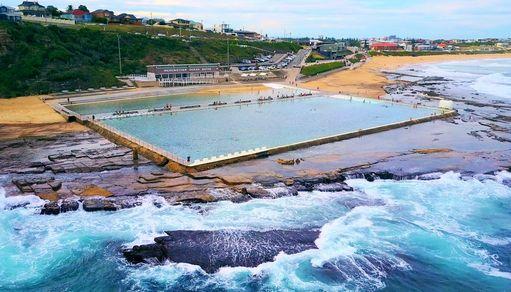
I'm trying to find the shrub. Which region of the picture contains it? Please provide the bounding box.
[301,62,345,76]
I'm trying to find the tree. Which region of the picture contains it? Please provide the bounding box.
[146,19,165,26]
[78,5,89,12]
[66,5,73,12]
[46,6,62,17]
[92,16,108,24]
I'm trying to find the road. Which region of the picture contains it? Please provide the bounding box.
[285,49,312,83]
[288,48,311,68]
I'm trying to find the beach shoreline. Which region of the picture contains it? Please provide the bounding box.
[1,53,510,140]
[0,84,274,139]
[299,53,511,98]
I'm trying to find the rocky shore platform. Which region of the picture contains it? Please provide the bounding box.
[1,66,510,217]
[1,65,510,274]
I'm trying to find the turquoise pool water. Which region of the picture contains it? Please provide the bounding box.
[103,96,440,161]
[67,87,306,115]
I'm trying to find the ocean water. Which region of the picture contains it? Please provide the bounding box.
[103,96,438,161]
[1,172,510,291]
[419,58,511,100]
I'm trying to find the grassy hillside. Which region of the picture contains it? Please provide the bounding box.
[301,61,345,77]
[191,39,300,64]
[0,22,300,98]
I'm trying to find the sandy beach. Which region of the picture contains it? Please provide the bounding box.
[0,96,86,139]
[0,84,269,136]
[300,53,511,98]
[0,96,67,124]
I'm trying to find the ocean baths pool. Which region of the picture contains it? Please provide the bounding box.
[99,95,443,165]
[66,86,305,115]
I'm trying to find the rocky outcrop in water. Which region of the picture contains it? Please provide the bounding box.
[40,200,79,215]
[124,229,320,273]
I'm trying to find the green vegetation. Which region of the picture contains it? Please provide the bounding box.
[46,5,62,17]
[339,38,360,47]
[456,41,497,47]
[348,53,365,63]
[306,52,326,63]
[84,23,217,39]
[301,61,345,77]
[191,39,300,64]
[0,22,300,98]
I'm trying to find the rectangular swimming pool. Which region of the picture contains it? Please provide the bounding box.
[67,86,306,115]
[101,96,441,163]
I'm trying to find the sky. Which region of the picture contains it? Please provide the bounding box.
[4,0,511,39]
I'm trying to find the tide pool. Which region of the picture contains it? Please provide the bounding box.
[1,172,510,291]
[103,96,440,161]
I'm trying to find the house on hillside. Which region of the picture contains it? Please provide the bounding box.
[0,6,22,21]
[169,18,203,30]
[61,9,91,23]
[72,9,91,23]
[91,9,114,22]
[114,13,140,25]
[213,23,234,34]
[18,1,47,17]
[234,30,263,40]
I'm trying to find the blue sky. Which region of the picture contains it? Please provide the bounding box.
[4,0,510,38]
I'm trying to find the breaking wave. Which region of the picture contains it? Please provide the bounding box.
[471,73,511,100]
[0,172,510,291]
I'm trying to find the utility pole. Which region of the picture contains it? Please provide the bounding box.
[117,34,122,75]
[227,38,230,66]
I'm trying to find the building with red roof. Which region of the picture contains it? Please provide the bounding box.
[371,42,400,51]
[61,9,92,23]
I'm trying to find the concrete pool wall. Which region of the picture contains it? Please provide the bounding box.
[49,86,456,174]
[71,106,456,174]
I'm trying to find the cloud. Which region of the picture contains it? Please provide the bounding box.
[4,0,510,38]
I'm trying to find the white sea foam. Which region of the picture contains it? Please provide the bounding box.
[2,172,511,290]
[416,63,481,80]
[495,170,511,184]
[471,73,511,99]
[408,58,511,102]
[468,263,511,280]
[0,186,44,210]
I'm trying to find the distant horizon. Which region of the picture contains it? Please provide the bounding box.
[3,0,510,39]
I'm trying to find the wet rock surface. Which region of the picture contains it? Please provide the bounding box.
[2,64,511,215]
[41,200,80,215]
[124,229,320,273]
[0,131,243,211]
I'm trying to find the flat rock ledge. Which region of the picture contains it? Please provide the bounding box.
[35,168,469,216]
[38,174,356,215]
[123,229,320,273]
